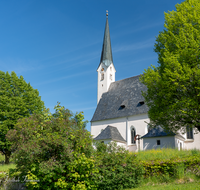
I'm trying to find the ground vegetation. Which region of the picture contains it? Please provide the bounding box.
[140,0,200,133]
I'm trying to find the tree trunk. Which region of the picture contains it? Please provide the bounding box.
[5,150,11,164]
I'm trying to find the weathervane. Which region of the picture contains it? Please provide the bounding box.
[106,10,108,17]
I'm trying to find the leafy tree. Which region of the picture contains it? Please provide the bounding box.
[0,71,44,164]
[140,0,200,133]
[7,104,97,190]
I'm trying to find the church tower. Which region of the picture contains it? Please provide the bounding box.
[97,11,116,104]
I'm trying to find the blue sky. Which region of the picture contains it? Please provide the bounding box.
[0,0,185,131]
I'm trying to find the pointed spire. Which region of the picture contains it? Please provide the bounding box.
[100,10,113,67]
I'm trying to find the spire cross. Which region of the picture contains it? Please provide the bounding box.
[106,10,108,17]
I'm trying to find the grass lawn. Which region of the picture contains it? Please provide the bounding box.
[133,148,200,161]
[126,181,200,190]
[0,163,15,173]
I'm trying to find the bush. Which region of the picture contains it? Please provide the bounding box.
[6,104,98,190]
[94,142,143,190]
[141,154,200,179]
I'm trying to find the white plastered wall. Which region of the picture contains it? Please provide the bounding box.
[183,132,200,150]
[97,63,116,104]
[143,136,176,150]
[176,127,200,150]
[91,113,149,151]
[127,114,149,149]
[91,117,127,140]
[175,137,185,150]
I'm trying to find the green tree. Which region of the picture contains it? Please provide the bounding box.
[140,0,200,133]
[6,104,97,190]
[0,71,44,164]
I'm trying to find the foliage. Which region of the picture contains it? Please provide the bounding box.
[125,149,200,190]
[94,142,143,190]
[0,71,44,164]
[141,155,200,178]
[133,149,200,180]
[140,0,200,133]
[6,103,97,190]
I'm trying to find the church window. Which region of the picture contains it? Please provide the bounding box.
[147,125,150,133]
[131,127,136,144]
[110,74,112,80]
[101,73,104,81]
[101,68,104,71]
[110,67,112,71]
[186,126,193,139]
[157,140,160,145]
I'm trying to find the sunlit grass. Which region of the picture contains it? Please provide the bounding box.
[0,163,16,172]
[132,148,200,161]
[127,181,200,190]
[126,149,200,190]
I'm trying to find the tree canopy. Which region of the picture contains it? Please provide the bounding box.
[140,0,200,133]
[0,71,44,163]
[7,104,96,190]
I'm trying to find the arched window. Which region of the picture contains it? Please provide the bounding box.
[131,127,136,144]
[147,125,150,133]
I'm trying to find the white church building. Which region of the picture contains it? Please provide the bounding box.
[90,13,200,152]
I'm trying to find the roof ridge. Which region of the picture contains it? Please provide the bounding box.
[114,74,143,83]
[93,125,126,142]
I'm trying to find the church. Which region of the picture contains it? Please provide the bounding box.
[90,13,200,152]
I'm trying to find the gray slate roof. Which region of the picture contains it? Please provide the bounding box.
[141,126,175,138]
[98,15,113,68]
[94,125,126,142]
[91,75,148,122]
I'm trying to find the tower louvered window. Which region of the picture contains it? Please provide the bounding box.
[101,73,104,81]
